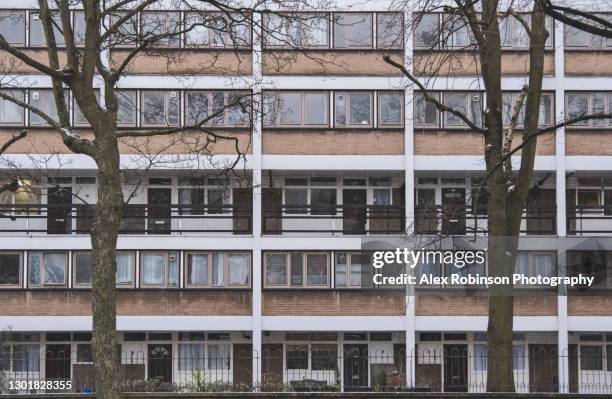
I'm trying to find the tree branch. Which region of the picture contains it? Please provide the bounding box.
[543,0,612,38]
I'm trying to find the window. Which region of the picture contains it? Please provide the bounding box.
[264,91,328,127]
[499,15,554,48]
[335,92,372,127]
[178,178,204,215]
[414,14,439,48]
[581,346,603,371]
[264,252,330,288]
[566,93,612,127]
[378,92,403,126]
[185,252,250,288]
[310,187,336,216]
[116,90,137,126]
[565,14,612,49]
[141,12,180,47]
[28,251,67,287]
[502,92,554,127]
[140,252,179,287]
[265,13,329,48]
[0,90,23,125]
[377,13,403,49]
[474,344,524,371]
[185,91,250,127]
[141,91,180,126]
[311,344,337,370]
[208,344,230,370]
[414,92,440,127]
[29,90,63,126]
[13,344,40,372]
[73,11,86,46]
[207,186,229,214]
[76,343,92,363]
[185,12,251,48]
[178,343,205,371]
[285,188,308,214]
[336,252,370,288]
[0,11,25,46]
[333,13,372,49]
[286,344,308,369]
[73,251,135,287]
[30,11,64,47]
[0,252,21,286]
[444,92,482,127]
[515,252,555,286]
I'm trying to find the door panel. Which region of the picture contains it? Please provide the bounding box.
[232,188,252,234]
[416,188,437,234]
[147,188,171,234]
[262,188,282,234]
[343,189,367,234]
[233,343,252,388]
[527,189,556,234]
[529,344,558,392]
[45,344,71,381]
[441,188,466,235]
[443,344,467,392]
[147,344,172,383]
[261,344,283,391]
[47,187,72,234]
[343,344,368,391]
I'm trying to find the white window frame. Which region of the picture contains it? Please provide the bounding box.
[334,91,373,128]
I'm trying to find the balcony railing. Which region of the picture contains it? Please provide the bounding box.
[0,204,252,235]
[415,205,557,235]
[262,205,405,235]
[568,206,612,235]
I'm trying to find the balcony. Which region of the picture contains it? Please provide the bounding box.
[0,204,252,235]
[262,205,405,235]
[415,205,557,235]
[568,206,612,235]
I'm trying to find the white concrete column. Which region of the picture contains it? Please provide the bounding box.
[251,7,263,388]
[553,18,569,394]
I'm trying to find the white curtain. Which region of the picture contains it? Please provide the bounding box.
[13,344,40,372]
[208,344,230,370]
[188,254,208,285]
[143,254,164,285]
[116,254,132,284]
[534,254,554,277]
[43,253,66,284]
[178,343,204,371]
[228,254,249,285]
[211,252,224,286]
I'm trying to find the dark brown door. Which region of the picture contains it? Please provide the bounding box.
[45,344,71,380]
[233,343,252,388]
[147,188,171,234]
[529,344,558,392]
[261,344,283,391]
[443,344,467,392]
[343,189,367,234]
[47,187,72,234]
[569,344,579,393]
[262,188,282,234]
[232,188,252,234]
[442,188,466,235]
[148,344,172,383]
[566,189,577,234]
[343,344,368,391]
[416,188,437,234]
[527,189,556,234]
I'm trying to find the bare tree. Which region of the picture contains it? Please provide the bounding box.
[386,0,611,392]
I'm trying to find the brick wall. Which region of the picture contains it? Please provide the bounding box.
[263,130,404,155]
[416,293,558,316]
[568,295,612,316]
[0,290,252,316]
[566,132,612,155]
[262,290,405,316]
[565,52,612,75]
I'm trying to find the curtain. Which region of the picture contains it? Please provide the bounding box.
[534,254,554,277]
[188,254,208,285]
[473,344,487,372]
[43,253,66,284]
[116,254,132,284]
[168,252,179,286]
[178,343,204,371]
[306,254,328,285]
[228,254,249,285]
[143,254,164,285]
[211,252,224,286]
[13,344,40,372]
[208,344,230,370]
[513,345,525,370]
[515,253,529,275]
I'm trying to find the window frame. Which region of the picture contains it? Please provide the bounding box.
[184,11,252,49]
[332,12,374,49]
[0,10,26,47]
[72,251,136,288]
[565,13,612,50]
[263,12,330,49]
[375,12,404,49]
[334,91,373,128]
[28,251,68,288]
[514,251,557,287]
[263,91,330,128]
[377,91,404,127]
[0,252,22,288]
[501,91,555,128]
[139,251,179,288]
[140,90,181,127]
[0,89,25,126]
[335,251,369,288]
[264,251,331,289]
[140,11,181,48]
[565,92,612,128]
[443,91,482,129]
[29,10,65,47]
[184,251,251,288]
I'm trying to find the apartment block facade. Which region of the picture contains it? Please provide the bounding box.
[0,0,611,394]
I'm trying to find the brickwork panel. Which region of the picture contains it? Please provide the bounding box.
[566,132,612,155]
[414,131,555,155]
[262,290,405,316]
[565,52,612,76]
[416,293,557,316]
[568,295,612,316]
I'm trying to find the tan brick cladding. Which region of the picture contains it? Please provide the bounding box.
[0,50,68,74]
[263,130,404,155]
[110,50,252,75]
[568,296,612,316]
[566,131,612,155]
[262,51,404,76]
[416,293,557,316]
[565,52,612,76]
[0,290,252,316]
[414,131,555,155]
[0,129,252,155]
[262,290,405,316]
[413,51,555,76]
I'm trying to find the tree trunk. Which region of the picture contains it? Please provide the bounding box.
[90,119,124,399]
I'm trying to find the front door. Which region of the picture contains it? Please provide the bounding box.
[343,344,368,391]
[147,188,171,234]
[442,188,466,235]
[262,188,282,234]
[443,344,468,392]
[47,187,72,234]
[527,189,556,234]
[232,188,252,234]
[148,344,172,383]
[343,189,367,234]
[45,344,71,381]
[416,188,437,233]
[529,344,558,392]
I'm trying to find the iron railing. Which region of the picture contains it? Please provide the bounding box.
[1,349,611,394]
[262,204,405,235]
[0,204,252,235]
[568,206,612,235]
